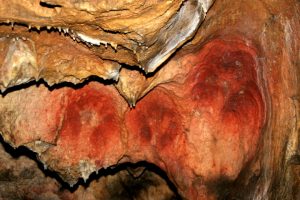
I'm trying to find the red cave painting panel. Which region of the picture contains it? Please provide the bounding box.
[23,38,265,199]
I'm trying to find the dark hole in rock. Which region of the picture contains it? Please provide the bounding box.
[39,1,62,9]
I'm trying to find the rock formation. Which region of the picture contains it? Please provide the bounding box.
[0,0,299,199]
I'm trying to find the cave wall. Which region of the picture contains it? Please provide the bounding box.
[0,0,299,200]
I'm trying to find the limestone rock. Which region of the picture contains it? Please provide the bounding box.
[0,141,177,200]
[0,0,299,200]
[0,29,121,91]
[0,0,214,76]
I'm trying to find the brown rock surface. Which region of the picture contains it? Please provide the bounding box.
[0,0,214,77]
[0,0,299,200]
[0,28,120,91]
[0,139,177,200]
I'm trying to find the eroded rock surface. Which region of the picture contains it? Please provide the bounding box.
[0,0,299,200]
[0,29,121,91]
[0,0,214,92]
[0,140,177,200]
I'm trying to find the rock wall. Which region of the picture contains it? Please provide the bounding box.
[0,0,299,199]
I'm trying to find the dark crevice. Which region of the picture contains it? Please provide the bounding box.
[0,134,182,199]
[39,1,62,9]
[122,64,149,77]
[0,62,169,98]
[0,75,117,97]
[120,47,178,78]
[289,154,300,165]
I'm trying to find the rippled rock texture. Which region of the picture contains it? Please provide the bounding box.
[0,0,299,199]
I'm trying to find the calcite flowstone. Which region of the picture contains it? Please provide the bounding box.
[0,0,215,92]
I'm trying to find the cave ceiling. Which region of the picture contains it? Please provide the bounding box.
[0,0,299,200]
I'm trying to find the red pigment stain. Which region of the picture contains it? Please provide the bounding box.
[187,39,264,130]
[48,83,123,166]
[184,39,265,181]
[31,38,265,200]
[221,80,264,147]
[125,88,184,158]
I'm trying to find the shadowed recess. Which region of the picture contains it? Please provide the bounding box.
[0,134,182,199]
